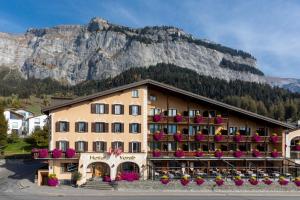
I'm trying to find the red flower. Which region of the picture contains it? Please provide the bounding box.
[175,149,184,157]
[52,148,62,158]
[195,133,205,141]
[194,115,203,123]
[153,131,164,141]
[233,150,244,158]
[153,114,162,122]
[173,132,183,142]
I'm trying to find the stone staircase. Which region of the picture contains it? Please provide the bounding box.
[81,179,115,190]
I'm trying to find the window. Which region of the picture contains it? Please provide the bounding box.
[130,105,141,115]
[76,122,88,133]
[229,127,238,135]
[149,95,157,101]
[189,125,201,135]
[132,90,139,98]
[12,122,18,129]
[56,121,69,132]
[92,122,108,133]
[34,118,40,125]
[209,111,216,117]
[162,142,176,151]
[256,128,267,136]
[57,141,68,151]
[112,104,124,115]
[91,103,109,114]
[129,142,141,153]
[93,141,106,152]
[112,123,124,133]
[111,141,124,151]
[208,126,215,135]
[189,110,201,117]
[168,109,177,117]
[149,124,161,134]
[76,141,87,152]
[130,123,141,133]
[239,127,251,135]
[61,163,78,173]
[149,108,161,116]
[167,124,177,134]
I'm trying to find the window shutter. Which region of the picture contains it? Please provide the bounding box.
[163,110,168,116]
[66,141,69,150]
[129,105,132,115]
[103,142,107,152]
[129,123,132,133]
[111,142,115,150]
[138,124,141,133]
[111,123,115,133]
[91,123,95,132]
[138,106,141,115]
[75,142,78,152]
[84,142,88,152]
[129,142,132,153]
[105,104,109,114]
[91,104,96,114]
[56,141,59,149]
[121,142,124,151]
[75,122,79,132]
[112,105,115,114]
[121,123,124,133]
[93,142,96,152]
[85,122,88,132]
[55,122,60,132]
[139,142,141,152]
[120,105,124,114]
[66,122,69,132]
[105,123,109,132]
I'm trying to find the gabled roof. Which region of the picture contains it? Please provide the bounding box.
[42,79,295,129]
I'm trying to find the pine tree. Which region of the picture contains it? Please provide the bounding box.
[0,105,8,151]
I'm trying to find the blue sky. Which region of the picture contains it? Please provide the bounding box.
[1,0,299,78]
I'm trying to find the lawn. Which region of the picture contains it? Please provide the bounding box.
[4,139,33,155]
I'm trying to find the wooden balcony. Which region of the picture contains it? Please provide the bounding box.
[32,152,80,159]
[148,116,229,125]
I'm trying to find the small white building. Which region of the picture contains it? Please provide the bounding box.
[26,115,48,135]
[3,110,24,135]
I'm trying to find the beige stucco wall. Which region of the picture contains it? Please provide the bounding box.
[286,129,300,162]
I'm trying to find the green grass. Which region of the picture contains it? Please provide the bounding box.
[4,139,33,155]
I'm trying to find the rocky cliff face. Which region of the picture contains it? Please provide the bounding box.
[0,17,265,85]
[266,76,300,93]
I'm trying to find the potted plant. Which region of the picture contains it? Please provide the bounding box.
[214,131,223,142]
[262,177,273,185]
[152,149,161,157]
[153,114,162,122]
[175,148,184,157]
[252,149,261,157]
[271,149,279,158]
[295,142,300,151]
[173,131,183,142]
[38,149,48,158]
[233,149,244,158]
[234,176,244,186]
[160,175,170,185]
[293,177,300,187]
[66,148,76,158]
[52,148,62,158]
[233,132,243,142]
[48,173,59,187]
[103,175,111,182]
[214,176,224,186]
[174,113,183,122]
[269,133,279,144]
[195,131,205,141]
[153,130,164,141]
[195,148,204,157]
[278,176,289,186]
[215,115,223,124]
[194,114,203,123]
[121,171,139,182]
[248,176,259,185]
[252,133,261,142]
[195,176,205,185]
[214,149,223,158]
[180,175,190,186]
[71,171,82,187]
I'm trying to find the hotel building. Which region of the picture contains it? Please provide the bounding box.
[38,79,296,185]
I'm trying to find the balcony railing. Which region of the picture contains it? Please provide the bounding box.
[148,116,229,125]
[32,152,80,159]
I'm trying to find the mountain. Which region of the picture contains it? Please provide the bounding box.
[266,77,300,93]
[0,17,265,85]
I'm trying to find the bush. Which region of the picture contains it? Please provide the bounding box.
[7,132,19,144]
[71,171,82,184]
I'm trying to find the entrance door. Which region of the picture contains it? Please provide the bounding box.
[41,173,48,185]
[88,162,110,178]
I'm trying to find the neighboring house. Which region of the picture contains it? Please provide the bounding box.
[26,115,48,135]
[3,110,24,135]
[15,109,34,119]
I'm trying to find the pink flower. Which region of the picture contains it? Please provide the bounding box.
[65,148,76,158]
[152,150,161,157]
[215,116,223,124]
[252,134,261,142]
[38,149,48,158]
[153,131,164,141]
[269,134,279,144]
[195,151,204,157]
[233,150,244,158]
[173,132,183,142]
[174,114,183,122]
[52,148,62,158]
[234,179,244,186]
[252,149,261,157]
[195,177,205,185]
[175,149,184,157]
[194,115,203,123]
[153,114,162,122]
[195,133,205,141]
[233,134,243,142]
[214,150,223,158]
[214,134,223,142]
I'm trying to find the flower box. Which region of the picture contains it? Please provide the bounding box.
[153,131,164,141]
[48,174,58,187]
[160,176,170,185]
[295,145,300,151]
[195,151,204,157]
[173,132,183,142]
[248,177,259,185]
[180,176,190,186]
[121,172,139,182]
[215,115,223,124]
[233,134,243,142]
[52,148,62,158]
[175,149,184,157]
[278,177,289,186]
[269,134,279,144]
[195,177,205,185]
[38,149,48,158]
[214,134,223,142]
[233,150,244,158]
[65,148,76,158]
[252,134,261,142]
[214,176,224,186]
[234,177,244,186]
[214,150,223,158]
[174,114,183,122]
[194,115,204,123]
[271,150,279,158]
[152,150,161,157]
[262,178,273,185]
[153,114,162,122]
[294,177,300,187]
[195,133,205,141]
[252,149,261,157]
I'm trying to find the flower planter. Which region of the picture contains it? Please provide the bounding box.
[269,135,279,144]
[174,114,183,122]
[233,134,243,142]
[195,151,204,157]
[195,178,205,185]
[215,116,223,124]
[160,176,170,185]
[194,115,203,123]
[153,131,164,141]
[48,174,58,187]
[52,148,62,158]
[215,178,224,186]
[252,150,261,157]
[214,134,223,142]
[65,148,76,158]
[214,150,223,158]
[38,149,48,158]
[175,150,184,158]
[234,179,244,186]
[262,178,273,185]
[249,178,259,185]
[195,133,205,141]
[252,134,261,142]
[233,150,243,158]
[121,172,139,182]
[271,151,279,158]
[278,177,289,186]
[180,178,190,186]
[173,133,183,142]
[103,176,111,182]
[152,150,161,157]
[153,114,162,122]
[295,145,300,151]
[294,179,300,187]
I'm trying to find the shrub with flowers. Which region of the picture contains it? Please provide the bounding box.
[173,131,183,142]
[262,177,273,185]
[174,113,183,122]
[252,149,261,157]
[120,171,139,182]
[271,149,279,158]
[214,176,224,186]
[233,132,243,142]
[215,115,223,124]
[102,175,111,182]
[214,131,223,142]
[195,176,205,185]
[175,149,184,157]
[252,133,261,142]
[160,175,170,185]
[195,131,205,141]
[152,149,161,157]
[234,176,244,186]
[180,175,190,186]
[214,149,223,158]
[194,114,204,123]
[65,148,76,158]
[47,174,59,186]
[269,133,279,144]
[278,176,289,186]
[293,177,300,187]
[153,130,164,141]
[195,148,204,157]
[52,148,62,158]
[248,176,259,185]
[153,114,162,122]
[295,142,300,151]
[38,149,48,158]
[233,149,244,158]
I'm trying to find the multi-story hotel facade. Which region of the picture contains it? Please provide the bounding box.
[38,79,296,186]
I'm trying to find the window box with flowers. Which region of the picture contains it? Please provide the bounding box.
[180,175,190,186]
[234,176,244,186]
[152,149,161,157]
[293,177,300,187]
[252,133,261,142]
[160,175,170,185]
[120,171,139,182]
[194,114,204,123]
[269,133,279,144]
[248,177,259,185]
[295,142,300,151]
[153,130,164,141]
[175,149,184,157]
[214,176,224,186]
[153,114,162,122]
[48,174,59,187]
[215,115,223,124]
[38,149,48,158]
[66,148,76,158]
[214,131,223,142]
[252,149,261,157]
[174,113,183,122]
[271,149,279,158]
[195,176,205,185]
[195,131,205,142]
[195,148,204,157]
[278,176,289,186]
[214,149,223,158]
[173,131,183,142]
[262,177,273,185]
[233,149,244,158]
[52,148,62,158]
[233,132,243,142]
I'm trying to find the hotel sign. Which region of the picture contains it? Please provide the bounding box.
[88,155,136,161]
